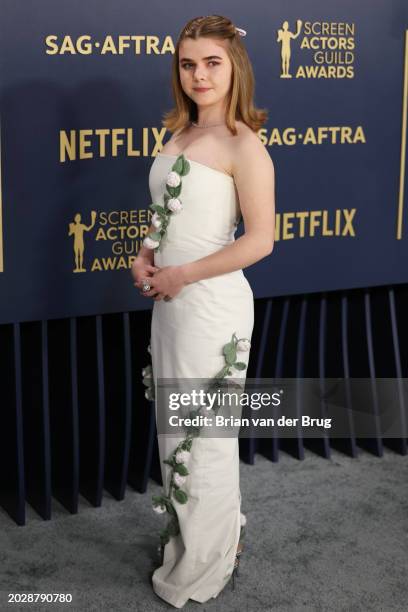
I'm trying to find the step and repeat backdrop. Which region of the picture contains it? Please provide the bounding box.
[0,0,407,324]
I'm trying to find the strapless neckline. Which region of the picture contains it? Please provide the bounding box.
[156,152,234,183]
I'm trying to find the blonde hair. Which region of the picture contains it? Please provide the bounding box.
[162,15,268,136]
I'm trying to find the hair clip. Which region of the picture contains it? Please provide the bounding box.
[235,27,247,37]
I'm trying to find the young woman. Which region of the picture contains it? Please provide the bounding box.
[132,14,275,608]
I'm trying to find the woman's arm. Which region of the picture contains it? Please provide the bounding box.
[134,222,157,263]
[180,135,275,285]
[130,221,161,288]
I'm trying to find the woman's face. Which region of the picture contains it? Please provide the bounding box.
[178,36,233,107]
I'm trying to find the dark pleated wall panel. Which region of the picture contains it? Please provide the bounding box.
[76,315,105,507]
[102,313,132,501]
[370,288,407,454]
[392,286,408,447]
[277,295,304,460]
[302,293,327,459]
[0,324,25,524]
[324,292,357,457]
[20,321,51,519]
[388,289,408,451]
[48,317,79,514]
[348,289,384,456]
[1,284,407,525]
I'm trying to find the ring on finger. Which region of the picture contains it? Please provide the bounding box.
[142,279,151,293]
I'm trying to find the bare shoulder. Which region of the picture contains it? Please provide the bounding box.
[231,122,274,174]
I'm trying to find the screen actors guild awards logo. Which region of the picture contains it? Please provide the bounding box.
[277,20,303,78]
[68,211,96,272]
[276,19,355,79]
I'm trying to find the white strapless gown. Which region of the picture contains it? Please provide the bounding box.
[148,152,254,608]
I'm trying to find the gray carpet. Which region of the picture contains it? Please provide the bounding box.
[0,447,407,612]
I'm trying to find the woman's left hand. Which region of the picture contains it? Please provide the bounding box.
[137,265,186,301]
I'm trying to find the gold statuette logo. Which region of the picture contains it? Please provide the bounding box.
[277,20,303,78]
[68,211,97,272]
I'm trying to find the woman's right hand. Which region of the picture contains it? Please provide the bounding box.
[131,256,161,293]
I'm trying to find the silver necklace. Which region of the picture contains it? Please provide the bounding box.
[190,120,226,128]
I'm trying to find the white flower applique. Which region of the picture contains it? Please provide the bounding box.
[143,153,190,252]
[142,342,155,401]
[151,212,162,229]
[149,331,252,551]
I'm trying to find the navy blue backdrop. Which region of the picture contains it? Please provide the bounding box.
[0,1,408,324]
